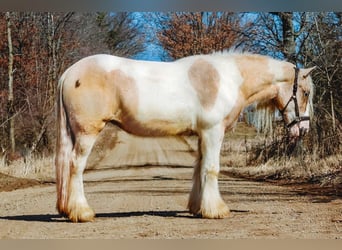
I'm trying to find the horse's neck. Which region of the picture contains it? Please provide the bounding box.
[238,68,278,106]
[235,55,289,107]
[242,83,278,106]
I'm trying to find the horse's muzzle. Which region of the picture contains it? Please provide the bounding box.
[289,119,310,137]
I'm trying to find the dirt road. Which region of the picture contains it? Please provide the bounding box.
[0,165,341,239]
[0,127,341,239]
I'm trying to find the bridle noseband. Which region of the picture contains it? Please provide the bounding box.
[279,67,310,131]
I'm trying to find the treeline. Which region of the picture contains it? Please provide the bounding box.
[0,12,341,160]
[0,12,146,157]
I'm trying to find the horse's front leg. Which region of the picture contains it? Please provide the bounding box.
[188,123,230,218]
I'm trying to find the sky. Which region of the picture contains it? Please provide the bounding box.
[133,43,165,61]
[129,12,166,62]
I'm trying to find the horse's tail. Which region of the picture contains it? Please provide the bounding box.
[55,72,74,215]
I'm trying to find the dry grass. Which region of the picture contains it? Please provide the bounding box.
[225,155,342,182]
[0,155,55,181]
[221,123,342,188]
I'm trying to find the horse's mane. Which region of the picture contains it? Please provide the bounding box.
[211,48,270,60]
[175,48,251,61]
[248,100,276,135]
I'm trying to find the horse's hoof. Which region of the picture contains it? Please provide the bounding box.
[68,206,95,223]
[199,200,230,219]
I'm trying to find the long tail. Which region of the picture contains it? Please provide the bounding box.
[55,73,74,215]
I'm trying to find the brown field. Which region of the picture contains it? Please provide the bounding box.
[0,123,341,239]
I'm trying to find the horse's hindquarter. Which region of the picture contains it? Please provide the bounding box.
[61,56,120,135]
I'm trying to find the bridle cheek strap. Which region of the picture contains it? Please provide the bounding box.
[280,67,310,130]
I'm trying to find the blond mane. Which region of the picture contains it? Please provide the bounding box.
[248,101,276,135]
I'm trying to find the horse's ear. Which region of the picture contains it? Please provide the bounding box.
[302,66,317,79]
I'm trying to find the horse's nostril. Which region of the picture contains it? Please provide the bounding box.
[299,127,308,136]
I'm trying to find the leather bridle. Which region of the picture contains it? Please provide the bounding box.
[279,67,310,131]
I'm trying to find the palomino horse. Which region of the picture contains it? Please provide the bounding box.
[55,52,315,222]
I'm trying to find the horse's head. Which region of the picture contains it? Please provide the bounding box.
[274,66,316,138]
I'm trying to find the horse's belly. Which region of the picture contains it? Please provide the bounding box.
[118,114,194,137]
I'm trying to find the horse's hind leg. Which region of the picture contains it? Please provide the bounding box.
[188,123,230,218]
[67,133,98,222]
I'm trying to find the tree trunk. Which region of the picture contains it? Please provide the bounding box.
[277,12,297,64]
[6,12,15,153]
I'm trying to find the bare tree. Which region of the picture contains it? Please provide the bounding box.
[5,12,15,154]
[157,12,245,60]
[0,13,78,155]
[0,12,149,156]
[245,12,314,65]
[96,12,146,57]
[302,13,342,148]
